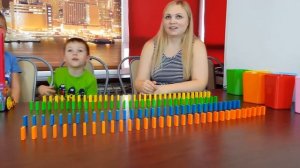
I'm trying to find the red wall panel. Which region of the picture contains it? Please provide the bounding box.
[204,0,227,62]
[129,0,200,56]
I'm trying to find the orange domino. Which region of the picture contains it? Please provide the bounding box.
[231,110,236,120]
[20,126,26,141]
[63,124,67,138]
[144,118,149,130]
[225,110,231,120]
[194,113,200,124]
[83,122,87,136]
[73,123,77,137]
[111,120,115,133]
[247,108,252,118]
[101,121,106,134]
[181,115,186,126]
[151,117,157,129]
[252,107,257,117]
[159,116,164,128]
[128,119,132,131]
[213,111,219,122]
[53,124,57,138]
[261,106,266,115]
[167,116,172,127]
[42,125,47,139]
[236,109,242,119]
[219,111,225,121]
[242,108,247,118]
[201,113,206,124]
[119,120,124,132]
[257,106,261,116]
[207,112,213,123]
[92,122,96,135]
[188,114,193,125]
[174,115,179,126]
[136,118,140,130]
[31,126,37,140]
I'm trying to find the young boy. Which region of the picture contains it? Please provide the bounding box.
[38,38,98,96]
[0,13,21,103]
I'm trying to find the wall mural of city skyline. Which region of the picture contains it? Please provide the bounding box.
[1,0,122,69]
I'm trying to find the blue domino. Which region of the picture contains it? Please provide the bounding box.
[123,109,127,120]
[116,110,120,121]
[138,109,142,119]
[59,113,63,126]
[32,115,37,125]
[68,113,72,124]
[76,112,80,124]
[23,115,28,127]
[92,111,96,122]
[41,114,45,126]
[130,109,134,119]
[50,114,54,126]
[100,111,105,121]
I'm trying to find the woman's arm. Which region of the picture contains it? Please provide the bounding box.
[134,40,158,94]
[10,73,20,103]
[154,39,208,94]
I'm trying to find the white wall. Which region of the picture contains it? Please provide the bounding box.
[224,0,300,87]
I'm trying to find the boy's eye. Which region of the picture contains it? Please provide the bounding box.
[67,49,73,52]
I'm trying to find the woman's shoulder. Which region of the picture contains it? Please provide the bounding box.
[143,39,155,49]
[193,38,205,46]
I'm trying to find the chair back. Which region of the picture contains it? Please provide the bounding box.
[118,56,140,94]
[17,56,54,102]
[18,59,37,102]
[207,56,224,90]
[130,59,140,94]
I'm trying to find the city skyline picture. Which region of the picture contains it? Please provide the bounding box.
[1,0,122,69]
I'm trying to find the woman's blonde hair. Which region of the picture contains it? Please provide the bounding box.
[151,0,195,80]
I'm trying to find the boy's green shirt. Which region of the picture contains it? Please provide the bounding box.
[49,67,97,95]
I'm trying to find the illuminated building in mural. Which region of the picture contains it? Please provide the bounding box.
[6,0,121,38]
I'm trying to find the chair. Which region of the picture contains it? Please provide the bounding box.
[17,56,54,102]
[60,56,109,94]
[117,56,140,94]
[207,56,224,90]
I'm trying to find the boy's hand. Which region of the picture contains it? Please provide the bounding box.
[38,85,56,96]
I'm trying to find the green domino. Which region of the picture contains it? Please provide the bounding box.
[152,99,156,108]
[29,101,33,110]
[128,100,131,109]
[91,101,95,111]
[71,101,76,111]
[47,101,52,112]
[146,99,150,108]
[77,101,82,110]
[158,99,161,107]
[84,101,88,111]
[168,99,172,106]
[110,101,114,110]
[98,101,102,110]
[60,101,64,110]
[104,101,108,110]
[66,100,70,110]
[141,100,145,109]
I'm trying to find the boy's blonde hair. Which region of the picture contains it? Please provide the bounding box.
[151,0,195,80]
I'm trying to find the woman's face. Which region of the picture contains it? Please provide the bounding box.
[163,4,189,38]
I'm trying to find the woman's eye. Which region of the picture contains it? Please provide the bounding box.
[176,15,183,19]
[165,15,171,19]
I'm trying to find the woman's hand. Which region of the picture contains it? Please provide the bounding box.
[140,80,157,94]
[38,85,56,96]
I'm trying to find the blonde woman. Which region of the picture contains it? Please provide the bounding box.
[135,0,208,94]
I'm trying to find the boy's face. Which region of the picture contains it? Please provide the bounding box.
[64,42,89,68]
